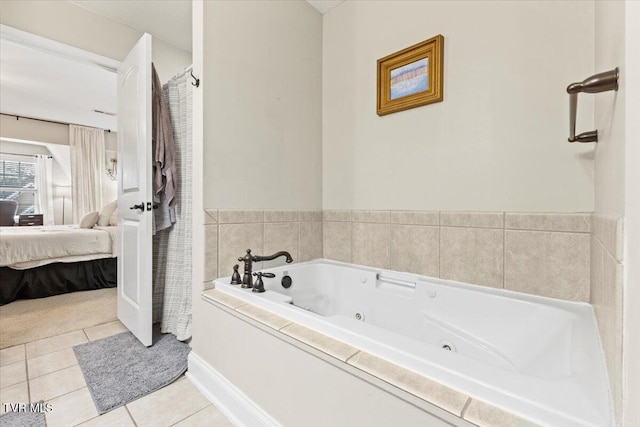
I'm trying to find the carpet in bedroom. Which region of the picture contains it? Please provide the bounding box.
[0,288,117,349]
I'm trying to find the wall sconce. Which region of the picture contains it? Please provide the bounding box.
[106,158,117,181]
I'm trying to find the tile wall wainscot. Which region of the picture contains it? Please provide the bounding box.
[202,210,323,290]
[590,213,624,419]
[323,211,591,302]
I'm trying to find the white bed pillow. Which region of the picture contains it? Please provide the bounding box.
[97,200,117,226]
[79,211,99,229]
[109,208,118,226]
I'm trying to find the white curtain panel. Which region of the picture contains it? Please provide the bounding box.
[152,67,193,341]
[69,125,105,223]
[35,155,54,225]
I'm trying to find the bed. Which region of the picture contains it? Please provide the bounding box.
[0,225,117,305]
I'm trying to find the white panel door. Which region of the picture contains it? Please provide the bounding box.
[117,34,153,346]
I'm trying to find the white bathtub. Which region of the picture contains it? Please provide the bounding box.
[214,260,613,426]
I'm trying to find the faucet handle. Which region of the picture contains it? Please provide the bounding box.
[252,271,269,293]
[230,264,241,285]
[238,248,253,262]
[261,272,276,279]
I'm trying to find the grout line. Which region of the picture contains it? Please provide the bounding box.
[298,220,302,262]
[262,219,266,257]
[26,358,80,381]
[163,404,201,426]
[278,323,293,332]
[438,222,442,279]
[387,221,391,269]
[350,221,353,263]
[231,302,249,311]
[24,349,31,403]
[460,397,473,418]
[503,213,506,289]
[124,405,139,426]
[504,227,591,234]
[216,223,220,282]
[436,225,440,278]
[40,385,88,406]
[345,350,361,364]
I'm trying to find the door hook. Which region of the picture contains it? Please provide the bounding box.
[190,70,200,87]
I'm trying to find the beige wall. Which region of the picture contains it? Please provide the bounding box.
[322,0,595,212]
[594,2,626,216]
[623,3,640,426]
[191,0,324,407]
[0,0,190,222]
[0,116,118,223]
[591,1,626,423]
[201,0,323,210]
[0,114,117,150]
[0,115,69,146]
[0,0,191,83]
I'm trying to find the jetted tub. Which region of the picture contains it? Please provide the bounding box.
[214,260,613,426]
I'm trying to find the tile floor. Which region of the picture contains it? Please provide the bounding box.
[0,319,232,426]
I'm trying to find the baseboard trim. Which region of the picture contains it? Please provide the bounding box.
[186,352,280,427]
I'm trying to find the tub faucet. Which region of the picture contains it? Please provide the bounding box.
[237,249,293,288]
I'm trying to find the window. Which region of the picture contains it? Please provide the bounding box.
[0,158,38,215]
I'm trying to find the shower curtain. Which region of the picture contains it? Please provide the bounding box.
[152,67,193,341]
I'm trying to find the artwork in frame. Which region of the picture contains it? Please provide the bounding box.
[377,35,444,116]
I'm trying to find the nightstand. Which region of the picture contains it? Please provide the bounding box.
[19,214,44,226]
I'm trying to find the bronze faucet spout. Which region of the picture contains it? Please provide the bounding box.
[253,251,293,263]
[236,249,293,288]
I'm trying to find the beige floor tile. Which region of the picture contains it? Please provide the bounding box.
[0,381,29,414]
[29,365,86,402]
[173,405,233,427]
[0,361,26,388]
[45,387,99,427]
[77,406,136,427]
[0,345,25,367]
[26,330,88,359]
[84,321,128,341]
[28,348,78,379]
[126,378,210,427]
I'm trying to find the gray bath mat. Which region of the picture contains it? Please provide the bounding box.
[73,331,190,414]
[0,402,47,426]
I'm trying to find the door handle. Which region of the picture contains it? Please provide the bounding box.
[129,203,145,212]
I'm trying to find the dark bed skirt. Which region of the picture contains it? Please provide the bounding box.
[0,258,117,305]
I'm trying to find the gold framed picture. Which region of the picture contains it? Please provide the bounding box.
[376,35,444,116]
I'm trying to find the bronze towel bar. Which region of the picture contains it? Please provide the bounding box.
[567,68,619,143]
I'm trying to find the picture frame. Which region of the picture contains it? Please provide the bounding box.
[376,35,444,116]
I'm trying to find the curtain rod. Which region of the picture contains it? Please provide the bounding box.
[2,113,112,133]
[0,151,53,159]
